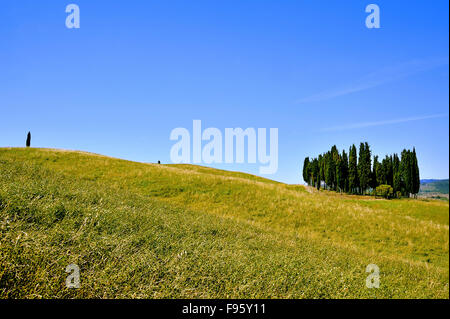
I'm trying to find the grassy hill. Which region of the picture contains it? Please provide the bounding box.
[0,148,448,298]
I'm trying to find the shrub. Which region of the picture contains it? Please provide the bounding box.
[375,184,394,199]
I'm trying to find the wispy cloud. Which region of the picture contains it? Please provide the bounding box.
[320,113,449,132]
[296,57,448,104]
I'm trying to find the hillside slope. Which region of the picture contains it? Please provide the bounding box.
[420,179,449,194]
[0,148,448,298]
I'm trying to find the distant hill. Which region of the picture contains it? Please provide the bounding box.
[420,179,449,194]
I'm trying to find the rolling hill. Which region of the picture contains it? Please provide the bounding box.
[420,179,449,195]
[0,148,448,298]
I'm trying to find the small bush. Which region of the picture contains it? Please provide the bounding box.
[375,184,394,199]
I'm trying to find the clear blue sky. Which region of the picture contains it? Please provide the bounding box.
[1,0,448,184]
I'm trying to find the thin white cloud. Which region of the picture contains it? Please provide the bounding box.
[296,57,449,104]
[320,113,448,132]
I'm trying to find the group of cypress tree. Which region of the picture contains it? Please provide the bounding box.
[302,143,420,198]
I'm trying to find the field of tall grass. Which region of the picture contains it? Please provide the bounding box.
[0,148,448,298]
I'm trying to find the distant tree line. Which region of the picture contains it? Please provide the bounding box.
[302,143,420,198]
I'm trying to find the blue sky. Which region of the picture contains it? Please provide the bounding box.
[1,0,448,184]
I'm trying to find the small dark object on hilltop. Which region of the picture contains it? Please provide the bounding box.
[158,161,161,164]
[26,132,31,147]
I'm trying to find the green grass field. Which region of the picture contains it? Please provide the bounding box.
[0,148,448,298]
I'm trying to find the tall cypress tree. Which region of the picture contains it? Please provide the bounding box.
[387,155,394,187]
[412,148,420,197]
[401,149,412,197]
[303,157,310,185]
[393,153,401,195]
[365,142,372,191]
[26,132,31,147]
[380,155,393,186]
[341,150,349,192]
[331,145,339,191]
[325,152,335,190]
[348,145,358,194]
[358,143,371,194]
[371,155,379,189]
[318,154,324,189]
[311,158,320,189]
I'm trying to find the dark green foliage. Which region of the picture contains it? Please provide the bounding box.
[412,148,420,197]
[358,143,371,194]
[302,144,420,197]
[341,150,349,192]
[26,132,31,147]
[303,157,310,185]
[325,152,335,190]
[375,184,394,199]
[393,153,402,194]
[348,145,358,194]
[398,148,421,198]
[371,155,379,190]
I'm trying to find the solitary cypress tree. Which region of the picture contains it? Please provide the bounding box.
[26,132,31,147]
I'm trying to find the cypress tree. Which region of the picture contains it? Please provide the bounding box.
[365,142,372,191]
[372,155,379,190]
[393,153,402,195]
[380,155,393,186]
[412,148,420,197]
[331,146,339,190]
[348,145,358,194]
[401,150,412,197]
[336,156,342,192]
[318,154,324,189]
[358,143,371,194]
[325,152,335,190]
[386,155,394,187]
[342,150,349,192]
[312,158,320,189]
[26,132,31,147]
[303,157,310,185]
